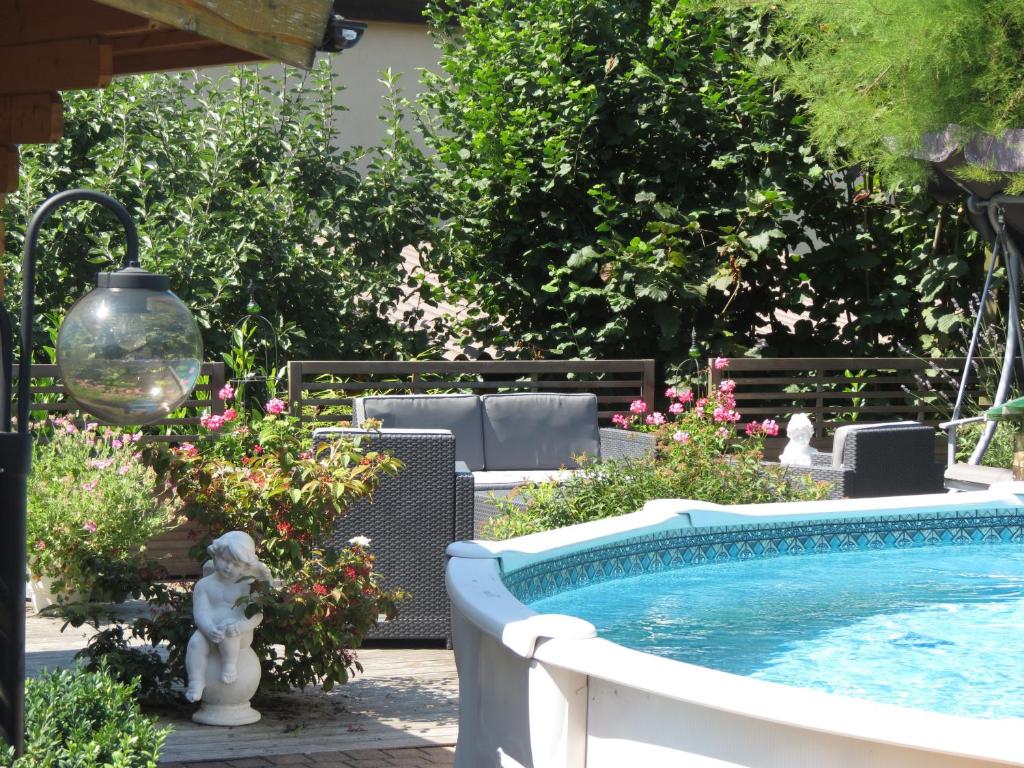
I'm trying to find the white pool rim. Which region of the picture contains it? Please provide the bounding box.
[446,486,1024,767]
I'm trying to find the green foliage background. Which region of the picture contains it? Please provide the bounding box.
[0,4,993,368]
[1,64,440,364]
[695,0,1024,189]
[417,0,986,364]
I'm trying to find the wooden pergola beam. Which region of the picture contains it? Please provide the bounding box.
[0,40,113,95]
[109,30,262,75]
[0,148,17,194]
[93,0,334,69]
[0,94,63,144]
[0,0,159,46]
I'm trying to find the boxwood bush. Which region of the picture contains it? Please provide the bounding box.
[0,666,169,768]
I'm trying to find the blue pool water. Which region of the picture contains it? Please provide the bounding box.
[529,542,1024,719]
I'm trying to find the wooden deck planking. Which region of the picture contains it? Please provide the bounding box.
[24,610,459,762]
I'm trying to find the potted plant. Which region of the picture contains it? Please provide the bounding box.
[26,417,173,611]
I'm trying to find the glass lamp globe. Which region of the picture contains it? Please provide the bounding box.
[57,267,203,425]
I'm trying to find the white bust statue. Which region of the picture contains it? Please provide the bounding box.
[186,531,271,726]
[779,413,818,466]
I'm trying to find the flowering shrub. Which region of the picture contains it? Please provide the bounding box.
[484,370,829,540]
[0,663,170,767]
[125,389,406,692]
[27,417,172,597]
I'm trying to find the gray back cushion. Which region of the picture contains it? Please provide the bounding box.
[480,393,600,470]
[356,394,486,471]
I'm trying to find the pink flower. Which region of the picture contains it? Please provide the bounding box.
[664,387,678,399]
[611,413,630,429]
[629,399,648,415]
[719,392,736,410]
[299,449,313,460]
[645,412,666,426]
[81,479,98,492]
[201,412,226,431]
[112,439,123,449]
[672,430,690,443]
[713,357,730,370]
[695,397,708,410]
[223,408,238,422]
[265,398,286,415]
[717,427,730,438]
[179,442,199,457]
[88,458,114,470]
[718,379,736,394]
[218,383,236,401]
[678,390,694,404]
[131,432,143,443]
[82,520,97,533]
[668,402,684,415]
[252,444,264,455]
[745,421,761,436]
[118,465,130,476]
[713,406,740,423]
[34,540,46,551]
[762,419,779,437]
[85,422,98,432]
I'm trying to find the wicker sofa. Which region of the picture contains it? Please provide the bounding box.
[353,392,655,530]
[770,421,945,499]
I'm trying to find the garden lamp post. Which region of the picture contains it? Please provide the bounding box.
[0,189,203,755]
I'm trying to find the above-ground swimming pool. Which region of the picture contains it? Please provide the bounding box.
[447,489,1024,767]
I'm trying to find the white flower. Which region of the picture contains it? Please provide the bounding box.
[349,535,371,547]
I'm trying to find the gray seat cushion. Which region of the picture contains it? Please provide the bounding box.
[480,393,600,470]
[355,394,486,471]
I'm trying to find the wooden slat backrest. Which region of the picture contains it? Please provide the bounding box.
[14,361,225,440]
[287,359,657,425]
[707,357,985,442]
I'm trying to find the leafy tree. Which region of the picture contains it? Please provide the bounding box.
[698,0,1024,190]
[417,0,984,362]
[2,64,441,364]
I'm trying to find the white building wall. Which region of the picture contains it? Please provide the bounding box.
[324,20,439,151]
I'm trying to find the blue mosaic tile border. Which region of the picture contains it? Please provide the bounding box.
[502,507,1024,604]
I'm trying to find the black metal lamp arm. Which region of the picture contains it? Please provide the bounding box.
[14,189,139,432]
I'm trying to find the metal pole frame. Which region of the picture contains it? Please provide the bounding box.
[950,194,1024,466]
[0,189,138,756]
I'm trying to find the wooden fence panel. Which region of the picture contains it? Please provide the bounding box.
[287,359,657,425]
[706,357,989,457]
[14,361,225,441]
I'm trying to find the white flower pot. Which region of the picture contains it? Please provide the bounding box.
[27,574,84,612]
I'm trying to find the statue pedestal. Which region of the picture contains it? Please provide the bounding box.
[192,646,262,726]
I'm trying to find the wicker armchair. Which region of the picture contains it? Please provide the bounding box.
[312,427,474,642]
[769,422,944,499]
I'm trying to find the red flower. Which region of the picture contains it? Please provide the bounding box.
[289,583,304,594]
[312,583,329,596]
[344,566,358,580]
[276,522,293,537]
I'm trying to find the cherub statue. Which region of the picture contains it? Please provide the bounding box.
[779,413,819,466]
[185,531,271,704]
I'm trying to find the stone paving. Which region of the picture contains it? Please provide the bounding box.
[159,746,455,767]
[26,608,459,767]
